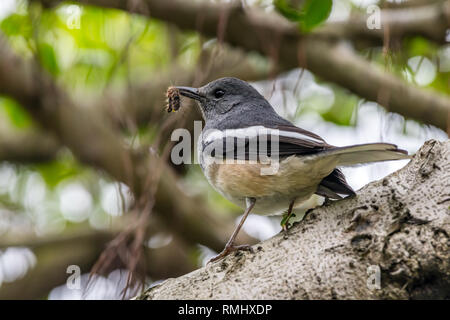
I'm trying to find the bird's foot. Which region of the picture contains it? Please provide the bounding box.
[280,213,296,234]
[208,244,253,263]
[323,197,334,206]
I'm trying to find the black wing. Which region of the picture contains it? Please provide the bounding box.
[202,124,332,160]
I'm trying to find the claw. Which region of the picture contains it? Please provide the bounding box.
[208,244,253,263]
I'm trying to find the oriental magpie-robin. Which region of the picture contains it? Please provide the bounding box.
[173,77,410,262]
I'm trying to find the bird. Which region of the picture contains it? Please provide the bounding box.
[173,77,410,262]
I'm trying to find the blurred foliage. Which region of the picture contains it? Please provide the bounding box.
[0,2,205,245]
[1,2,202,97]
[321,88,358,126]
[0,97,33,129]
[1,12,32,38]
[34,158,82,189]
[406,37,438,58]
[274,0,332,31]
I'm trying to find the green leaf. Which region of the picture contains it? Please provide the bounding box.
[405,37,437,58]
[35,160,81,189]
[0,97,33,129]
[280,213,290,227]
[274,0,305,22]
[300,0,333,31]
[0,13,32,38]
[274,0,332,31]
[429,72,450,94]
[37,42,60,75]
[321,89,358,126]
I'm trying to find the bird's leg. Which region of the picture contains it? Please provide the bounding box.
[323,196,333,206]
[281,200,295,233]
[209,197,256,263]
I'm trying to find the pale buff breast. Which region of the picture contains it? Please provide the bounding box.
[204,155,339,203]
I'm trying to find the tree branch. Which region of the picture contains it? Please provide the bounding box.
[316,0,450,44]
[139,139,450,300]
[0,128,58,163]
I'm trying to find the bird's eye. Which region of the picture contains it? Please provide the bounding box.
[214,89,225,99]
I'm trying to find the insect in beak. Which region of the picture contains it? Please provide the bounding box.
[166,86,204,113]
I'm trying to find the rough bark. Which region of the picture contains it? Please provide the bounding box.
[139,139,449,300]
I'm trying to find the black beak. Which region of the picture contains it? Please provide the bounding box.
[176,86,203,101]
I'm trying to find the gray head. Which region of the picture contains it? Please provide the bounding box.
[176,77,276,128]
